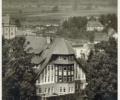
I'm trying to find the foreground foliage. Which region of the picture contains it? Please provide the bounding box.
[2,37,37,100]
[86,37,117,100]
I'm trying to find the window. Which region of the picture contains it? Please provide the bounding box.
[71,76,73,81]
[68,76,70,82]
[64,67,66,70]
[63,88,66,92]
[48,88,50,94]
[71,87,73,92]
[71,56,74,60]
[63,76,67,82]
[71,66,74,71]
[59,76,62,82]
[69,87,70,92]
[51,76,53,81]
[48,77,50,82]
[48,66,50,71]
[55,66,58,70]
[11,33,13,36]
[60,87,62,92]
[77,84,79,89]
[82,72,84,79]
[45,88,47,93]
[45,77,46,82]
[51,66,53,70]
[39,88,42,93]
[51,87,54,92]
[63,56,67,60]
[59,66,62,70]
[38,76,40,83]
[68,66,70,71]
[59,56,62,59]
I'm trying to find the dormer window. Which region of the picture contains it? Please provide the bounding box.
[59,56,62,59]
[48,66,50,70]
[39,88,42,93]
[11,33,13,36]
[63,56,67,60]
[64,67,66,70]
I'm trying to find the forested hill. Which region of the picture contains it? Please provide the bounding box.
[3,0,117,5]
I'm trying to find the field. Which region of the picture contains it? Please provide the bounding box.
[3,6,117,20]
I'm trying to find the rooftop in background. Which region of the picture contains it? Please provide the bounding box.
[52,38,75,55]
[25,36,47,54]
[2,14,10,24]
[87,20,103,27]
[107,28,117,37]
[94,32,108,42]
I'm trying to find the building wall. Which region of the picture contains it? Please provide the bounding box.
[87,26,104,31]
[73,46,89,59]
[2,26,17,39]
[36,83,75,96]
[36,64,55,85]
[36,55,86,97]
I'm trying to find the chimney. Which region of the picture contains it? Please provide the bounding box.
[47,37,51,44]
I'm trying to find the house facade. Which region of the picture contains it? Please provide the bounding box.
[26,36,86,97]
[2,14,17,39]
[86,20,104,31]
[72,43,94,60]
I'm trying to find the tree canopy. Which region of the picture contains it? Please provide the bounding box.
[86,37,117,100]
[99,14,117,32]
[2,37,37,100]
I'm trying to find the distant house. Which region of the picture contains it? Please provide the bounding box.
[36,24,58,34]
[25,36,87,97]
[94,32,108,43]
[2,14,17,39]
[72,43,94,60]
[86,20,104,31]
[107,28,117,40]
[45,24,58,34]
[59,6,72,11]
[16,29,37,37]
[107,28,117,37]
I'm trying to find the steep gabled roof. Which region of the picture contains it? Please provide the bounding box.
[52,38,75,55]
[25,37,86,78]
[36,38,59,77]
[87,20,103,27]
[94,32,108,41]
[25,36,47,54]
[35,38,75,77]
[53,59,75,65]
[31,56,46,64]
[108,28,117,37]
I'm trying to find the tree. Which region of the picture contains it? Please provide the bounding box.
[2,37,37,100]
[87,49,94,63]
[88,32,95,43]
[98,14,117,32]
[62,20,69,29]
[86,38,117,100]
[15,19,21,28]
[52,5,59,13]
[77,57,87,69]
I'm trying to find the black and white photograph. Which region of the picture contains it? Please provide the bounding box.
[2,0,117,100]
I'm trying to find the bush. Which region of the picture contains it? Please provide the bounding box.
[46,91,85,100]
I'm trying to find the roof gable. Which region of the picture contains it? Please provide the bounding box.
[87,20,103,27]
[25,36,47,54]
[52,38,75,55]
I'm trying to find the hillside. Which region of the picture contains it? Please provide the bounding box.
[3,0,117,6]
